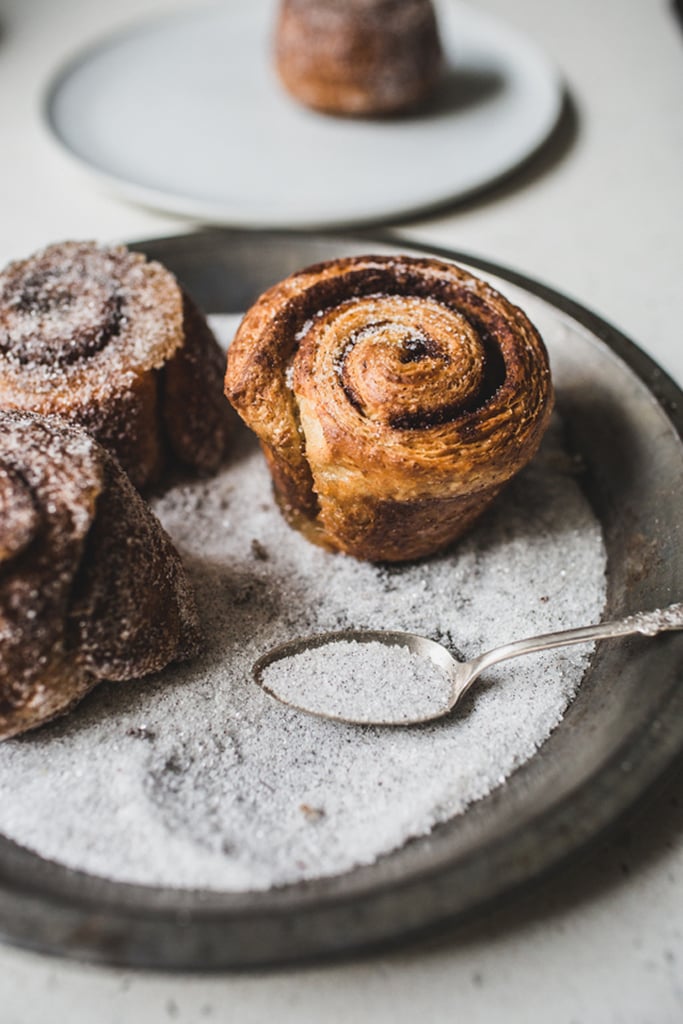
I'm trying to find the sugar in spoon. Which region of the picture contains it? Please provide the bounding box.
[252,602,683,726]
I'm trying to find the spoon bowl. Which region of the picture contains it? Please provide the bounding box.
[253,603,683,727]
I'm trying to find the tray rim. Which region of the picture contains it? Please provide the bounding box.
[0,228,681,970]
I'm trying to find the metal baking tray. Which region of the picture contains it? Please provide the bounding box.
[0,229,681,969]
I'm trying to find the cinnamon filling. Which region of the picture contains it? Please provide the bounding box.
[295,294,506,430]
[0,253,126,367]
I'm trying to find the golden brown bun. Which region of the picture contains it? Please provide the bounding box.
[0,241,232,489]
[225,254,554,562]
[275,0,442,116]
[0,411,200,741]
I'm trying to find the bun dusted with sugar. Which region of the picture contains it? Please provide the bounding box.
[0,240,232,489]
[224,253,554,562]
[0,411,200,741]
[275,0,442,116]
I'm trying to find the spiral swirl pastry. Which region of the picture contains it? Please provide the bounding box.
[225,254,554,562]
[0,241,232,489]
[275,0,442,116]
[0,411,200,741]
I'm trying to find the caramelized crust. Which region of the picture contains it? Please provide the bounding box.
[224,254,554,562]
[275,0,442,116]
[0,411,200,741]
[0,241,232,489]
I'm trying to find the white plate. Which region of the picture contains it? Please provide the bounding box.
[44,1,563,228]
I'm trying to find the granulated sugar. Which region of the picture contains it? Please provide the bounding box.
[260,638,455,724]
[0,315,607,892]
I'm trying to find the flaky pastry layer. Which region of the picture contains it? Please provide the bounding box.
[225,253,554,562]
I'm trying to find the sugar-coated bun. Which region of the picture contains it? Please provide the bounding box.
[0,241,232,489]
[0,411,200,740]
[275,0,443,116]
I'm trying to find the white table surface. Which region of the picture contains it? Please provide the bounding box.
[0,0,682,1021]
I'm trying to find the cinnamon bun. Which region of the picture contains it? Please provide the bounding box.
[0,241,232,489]
[224,254,554,562]
[0,411,200,741]
[274,0,442,116]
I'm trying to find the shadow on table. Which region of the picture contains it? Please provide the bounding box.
[388,88,580,227]
[672,0,683,33]
[280,751,682,973]
[401,750,683,959]
[427,66,507,119]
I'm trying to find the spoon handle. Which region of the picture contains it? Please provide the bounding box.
[468,601,683,680]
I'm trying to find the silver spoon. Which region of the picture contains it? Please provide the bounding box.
[253,602,683,726]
